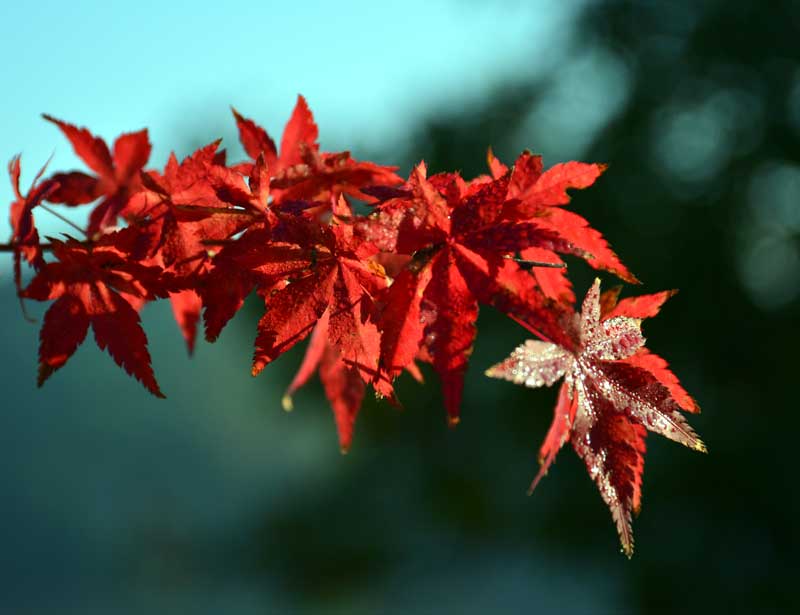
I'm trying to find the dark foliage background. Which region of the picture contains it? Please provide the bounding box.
[1,0,798,612]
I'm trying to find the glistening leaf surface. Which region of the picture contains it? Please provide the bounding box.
[486,279,704,556]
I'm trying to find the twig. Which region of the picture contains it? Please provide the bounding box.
[40,204,87,236]
[0,242,56,252]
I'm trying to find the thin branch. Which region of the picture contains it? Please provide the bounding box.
[0,243,49,252]
[40,204,87,236]
[0,241,92,253]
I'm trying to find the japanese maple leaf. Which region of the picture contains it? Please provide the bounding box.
[232,96,402,205]
[232,95,318,174]
[250,214,388,396]
[7,156,59,290]
[198,225,311,344]
[362,157,628,424]
[42,115,151,234]
[196,164,343,345]
[486,279,704,557]
[271,148,405,205]
[197,196,393,450]
[195,189,387,394]
[281,309,366,453]
[131,140,260,276]
[127,141,257,352]
[20,230,170,397]
[483,150,637,298]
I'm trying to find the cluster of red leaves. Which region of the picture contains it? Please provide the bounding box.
[4,95,704,556]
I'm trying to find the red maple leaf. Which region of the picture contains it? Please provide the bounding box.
[488,151,638,286]
[486,279,704,557]
[361,155,631,424]
[233,96,402,206]
[132,140,258,266]
[250,215,387,387]
[196,194,397,449]
[42,115,151,234]
[196,192,389,435]
[7,156,59,291]
[265,257,386,443]
[127,141,259,352]
[232,95,318,174]
[198,226,312,343]
[20,229,171,396]
[196,155,339,345]
[281,309,367,453]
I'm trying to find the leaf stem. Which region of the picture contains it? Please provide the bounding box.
[507,257,567,269]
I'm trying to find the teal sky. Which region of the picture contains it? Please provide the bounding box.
[1,0,581,241]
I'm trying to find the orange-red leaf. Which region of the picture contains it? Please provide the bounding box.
[252,264,337,375]
[529,381,577,493]
[42,114,114,179]
[327,265,382,383]
[231,107,278,170]
[536,207,639,283]
[626,349,700,414]
[319,344,366,453]
[280,95,319,168]
[604,290,677,320]
[518,161,606,208]
[520,247,575,306]
[169,289,202,355]
[379,266,434,378]
[283,309,330,410]
[43,115,152,234]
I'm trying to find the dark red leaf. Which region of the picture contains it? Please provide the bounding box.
[91,289,164,398]
[47,172,100,205]
[42,114,114,179]
[423,250,478,425]
[113,129,151,183]
[21,232,169,396]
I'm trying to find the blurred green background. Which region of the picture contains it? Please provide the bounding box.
[1,0,798,612]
